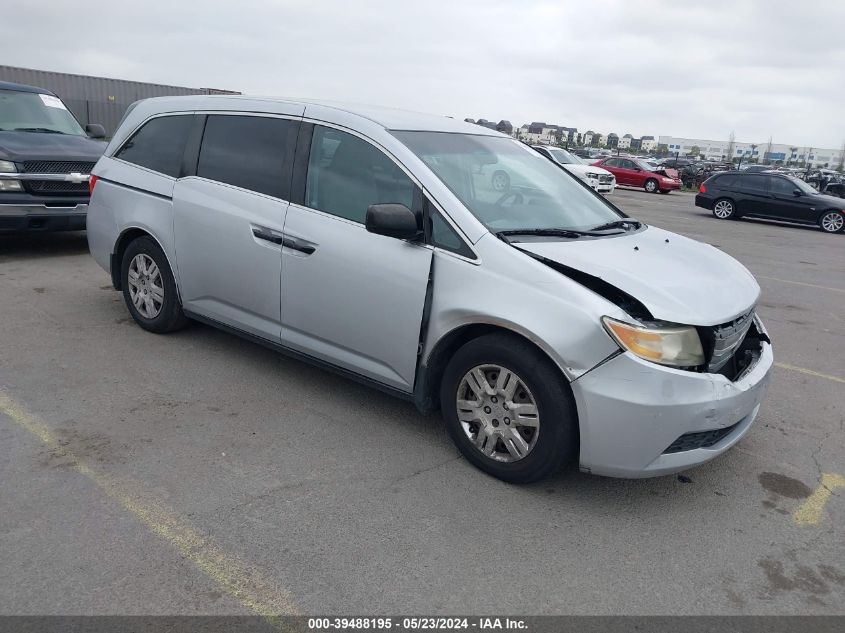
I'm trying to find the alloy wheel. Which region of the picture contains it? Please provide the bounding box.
[456,364,540,463]
[127,253,164,318]
[714,200,733,219]
[820,211,844,233]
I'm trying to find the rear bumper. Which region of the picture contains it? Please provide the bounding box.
[695,194,715,209]
[0,203,88,232]
[572,321,773,478]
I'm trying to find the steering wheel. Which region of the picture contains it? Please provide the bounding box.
[495,191,524,207]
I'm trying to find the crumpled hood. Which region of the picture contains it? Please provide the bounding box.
[0,131,106,163]
[517,225,760,326]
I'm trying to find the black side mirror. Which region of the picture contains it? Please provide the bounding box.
[793,189,802,196]
[365,204,422,241]
[85,123,106,139]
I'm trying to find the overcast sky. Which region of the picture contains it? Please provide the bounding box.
[2,0,842,148]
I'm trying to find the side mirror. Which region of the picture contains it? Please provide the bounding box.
[793,189,802,196]
[365,204,421,241]
[85,123,106,139]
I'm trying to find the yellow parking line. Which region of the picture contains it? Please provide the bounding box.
[0,391,299,621]
[774,362,845,384]
[756,275,845,294]
[793,473,845,526]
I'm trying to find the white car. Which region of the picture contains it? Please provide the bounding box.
[533,145,616,194]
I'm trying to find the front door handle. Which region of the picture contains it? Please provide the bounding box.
[252,227,284,245]
[282,236,316,255]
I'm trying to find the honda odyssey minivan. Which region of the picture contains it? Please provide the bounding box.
[87,96,773,483]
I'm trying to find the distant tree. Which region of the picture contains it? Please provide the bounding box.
[689,145,701,158]
[788,147,798,166]
[554,129,564,145]
[749,144,759,163]
[726,131,736,161]
[837,140,845,172]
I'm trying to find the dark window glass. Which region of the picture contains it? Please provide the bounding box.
[620,159,636,169]
[115,115,192,177]
[770,177,796,195]
[197,115,295,198]
[428,205,475,258]
[604,158,619,167]
[305,126,414,223]
[715,174,736,188]
[740,174,768,193]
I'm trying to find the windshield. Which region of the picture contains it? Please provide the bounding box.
[0,89,86,135]
[546,147,580,165]
[786,175,819,195]
[394,132,625,232]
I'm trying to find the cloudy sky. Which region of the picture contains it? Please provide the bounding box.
[2,0,843,148]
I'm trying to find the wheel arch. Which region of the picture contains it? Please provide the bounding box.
[111,226,181,299]
[414,322,574,414]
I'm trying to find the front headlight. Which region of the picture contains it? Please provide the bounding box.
[602,317,704,367]
[585,172,600,179]
[0,160,17,173]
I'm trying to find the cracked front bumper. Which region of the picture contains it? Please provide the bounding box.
[571,327,773,478]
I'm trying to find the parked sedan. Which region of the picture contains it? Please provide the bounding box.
[696,171,845,233]
[592,157,681,194]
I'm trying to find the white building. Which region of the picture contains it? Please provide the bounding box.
[658,135,843,167]
[640,135,657,151]
[618,134,633,149]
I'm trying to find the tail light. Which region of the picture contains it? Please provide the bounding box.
[698,183,706,193]
[89,174,98,195]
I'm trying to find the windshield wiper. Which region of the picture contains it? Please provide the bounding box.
[15,127,66,134]
[496,228,591,240]
[588,219,641,232]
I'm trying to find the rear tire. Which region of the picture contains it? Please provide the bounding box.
[712,198,736,220]
[818,210,844,233]
[121,236,188,333]
[644,178,658,193]
[439,333,578,483]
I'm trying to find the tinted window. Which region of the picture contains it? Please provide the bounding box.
[714,174,737,188]
[604,158,620,167]
[197,115,295,198]
[428,204,474,258]
[305,126,414,223]
[740,174,768,193]
[115,115,192,177]
[770,177,797,195]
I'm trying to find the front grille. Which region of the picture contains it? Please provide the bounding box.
[25,180,89,194]
[23,161,95,174]
[22,161,94,196]
[599,175,613,184]
[704,309,755,373]
[663,421,741,454]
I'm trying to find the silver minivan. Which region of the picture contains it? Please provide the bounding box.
[87,96,773,483]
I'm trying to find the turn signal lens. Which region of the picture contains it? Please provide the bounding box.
[602,317,705,368]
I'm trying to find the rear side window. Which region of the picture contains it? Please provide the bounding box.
[770,177,796,195]
[740,174,768,193]
[305,126,414,223]
[115,115,192,177]
[197,115,297,198]
[714,174,737,188]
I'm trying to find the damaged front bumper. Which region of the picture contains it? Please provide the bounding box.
[571,318,773,478]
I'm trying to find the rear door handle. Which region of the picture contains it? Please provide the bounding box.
[282,236,316,255]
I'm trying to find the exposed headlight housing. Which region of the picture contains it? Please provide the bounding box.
[602,317,705,368]
[585,171,601,179]
[0,160,17,173]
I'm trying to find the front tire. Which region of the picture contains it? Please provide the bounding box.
[644,178,658,193]
[819,210,844,233]
[712,198,736,220]
[440,333,578,483]
[121,236,188,333]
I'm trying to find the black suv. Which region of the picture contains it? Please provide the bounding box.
[695,170,845,234]
[0,81,107,232]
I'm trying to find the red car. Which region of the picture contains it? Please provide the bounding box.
[592,157,681,194]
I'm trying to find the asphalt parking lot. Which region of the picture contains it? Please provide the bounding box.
[1,188,843,616]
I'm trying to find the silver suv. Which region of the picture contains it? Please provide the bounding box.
[87,96,773,482]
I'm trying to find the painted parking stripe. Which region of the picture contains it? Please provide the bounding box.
[793,473,845,526]
[774,362,845,384]
[756,275,845,294]
[0,391,299,621]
